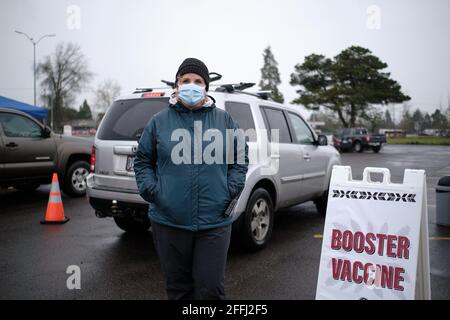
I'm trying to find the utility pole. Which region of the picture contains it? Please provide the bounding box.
[14,30,55,106]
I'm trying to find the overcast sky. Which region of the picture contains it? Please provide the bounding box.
[1,0,449,116]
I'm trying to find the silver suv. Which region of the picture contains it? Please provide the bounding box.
[87,83,341,250]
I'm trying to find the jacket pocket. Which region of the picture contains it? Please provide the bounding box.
[153,178,163,205]
[227,182,236,200]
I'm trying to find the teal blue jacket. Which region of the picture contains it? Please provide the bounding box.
[134,98,249,231]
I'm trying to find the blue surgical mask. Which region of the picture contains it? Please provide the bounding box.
[178,83,205,106]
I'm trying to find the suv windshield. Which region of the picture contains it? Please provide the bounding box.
[334,128,351,136]
[97,98,168,140]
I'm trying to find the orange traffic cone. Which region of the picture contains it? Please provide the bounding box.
[40,173,70,224]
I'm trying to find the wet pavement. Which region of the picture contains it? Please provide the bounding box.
[0,144,449,299]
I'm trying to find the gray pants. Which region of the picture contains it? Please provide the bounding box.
[151,220,232,300]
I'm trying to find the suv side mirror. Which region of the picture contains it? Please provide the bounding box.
[42,126,52,138]
[317,134,328,146]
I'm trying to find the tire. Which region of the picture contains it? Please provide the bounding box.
[63,160,90,197]
[353,141,363,153]
[113,216,151,233]
[240,188,274,251]
[15,183,40,192]
[314,189,329,216]
[372,146,381,153]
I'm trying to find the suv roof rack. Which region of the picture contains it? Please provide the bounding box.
[253,90,272,100]
[160,72,223,88]
[133,72,273,101]
[214,82,256,92]
[214,83,272,101]
[238,90,273,101]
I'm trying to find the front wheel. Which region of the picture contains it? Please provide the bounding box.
[63,160,90,197]
[353,141,363,153]
[240,188,274,251]
[372,146,381,153]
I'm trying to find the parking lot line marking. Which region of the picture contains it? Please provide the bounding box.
[313,234,450,241]
[429,237,450,241]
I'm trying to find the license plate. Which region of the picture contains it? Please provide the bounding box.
[126,156,135,171]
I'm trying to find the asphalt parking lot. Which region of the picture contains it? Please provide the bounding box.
[0,144,449,300]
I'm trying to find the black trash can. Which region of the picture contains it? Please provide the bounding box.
[436,176,450,226]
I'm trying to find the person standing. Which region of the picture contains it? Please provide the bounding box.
[134,58,248,300]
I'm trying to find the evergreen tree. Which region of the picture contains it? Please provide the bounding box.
[290,46,410,127]
[431,109,449,130]
[78,99,93,119]
[423,113,432,129]
[259,46,284,103]
[412,109,424,123]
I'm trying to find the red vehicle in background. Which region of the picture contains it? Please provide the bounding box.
[332,127,386,153]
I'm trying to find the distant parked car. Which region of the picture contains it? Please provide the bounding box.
[0,107,93,196]
[332,127,386,153]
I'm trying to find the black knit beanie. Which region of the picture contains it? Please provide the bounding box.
[175,58,210,91]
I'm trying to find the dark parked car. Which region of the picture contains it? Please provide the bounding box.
[0,107,93,196]
[332,127,386,153]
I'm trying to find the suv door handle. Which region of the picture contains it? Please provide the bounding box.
[303,154,311,160]
[5,142,18,148]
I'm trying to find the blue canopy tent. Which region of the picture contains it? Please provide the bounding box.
[0,96,49,121]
